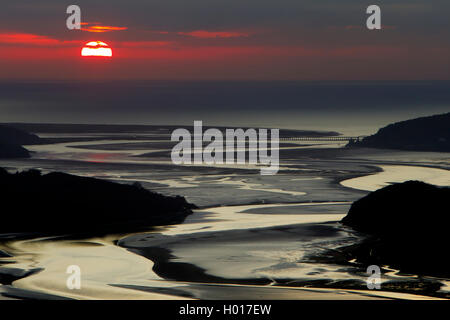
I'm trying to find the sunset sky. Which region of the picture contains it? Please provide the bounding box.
[1,0,449,81]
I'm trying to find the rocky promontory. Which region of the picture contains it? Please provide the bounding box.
[0,168,196,235]
[341,180,450,277]
[0,124,42,158]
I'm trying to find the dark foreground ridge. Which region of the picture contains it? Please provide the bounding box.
[0,168,196,235]
[348,112,450,152]
[0,124,42,158]
[341,180,450,277]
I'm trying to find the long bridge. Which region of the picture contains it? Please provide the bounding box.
[280,136,367,142]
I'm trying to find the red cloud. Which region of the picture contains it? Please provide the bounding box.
[0,33,79,46]
[177,30,249,39]
[81,24,128,33]
[0,33,61,46]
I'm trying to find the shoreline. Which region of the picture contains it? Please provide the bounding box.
[0,130,449,300]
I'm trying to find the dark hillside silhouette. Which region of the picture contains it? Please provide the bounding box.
[342,181,450,277]
[0,124,42,158]
[0,168,196,235]
[348,112,450,152]
[0,124,41,145]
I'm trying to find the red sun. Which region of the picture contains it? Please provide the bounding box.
[81,41,112,57]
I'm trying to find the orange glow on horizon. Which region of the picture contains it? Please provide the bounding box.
[81,41,112,57]
[81,25,128,33]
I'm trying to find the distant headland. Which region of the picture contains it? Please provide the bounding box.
[0,124,42,158]
[348,112,450,152]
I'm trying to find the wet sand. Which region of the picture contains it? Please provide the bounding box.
[341,164,450,191]
[0,128,449,300]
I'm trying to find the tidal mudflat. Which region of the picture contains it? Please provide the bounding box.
[0,126,449,300]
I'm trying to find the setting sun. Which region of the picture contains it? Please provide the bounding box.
[81,41,112,57]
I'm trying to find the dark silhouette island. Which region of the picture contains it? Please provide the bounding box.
[0,124,42,158]
[0,168,196,235]
[0,143,30,158]
[348,112,450,152]
[341,180,450,277]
